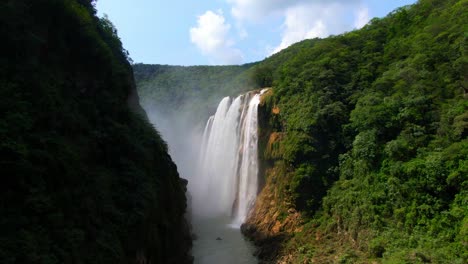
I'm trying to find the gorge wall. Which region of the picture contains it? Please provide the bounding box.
[1,1,191,263]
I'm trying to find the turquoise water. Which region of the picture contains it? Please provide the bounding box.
[191,215,257,264]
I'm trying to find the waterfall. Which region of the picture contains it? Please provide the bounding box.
[193,90,264,224]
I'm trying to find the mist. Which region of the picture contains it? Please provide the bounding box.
[143,104,204,203]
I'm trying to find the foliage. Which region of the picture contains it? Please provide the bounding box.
[255,0,467,262]
[0,0,190,263]
[250,65,274,88]
[132,0,467,262]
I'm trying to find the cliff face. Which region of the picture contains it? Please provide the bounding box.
[242,90,305,263]
[0,1,191,263]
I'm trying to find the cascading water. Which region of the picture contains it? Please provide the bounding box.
[192,90,264,225]
[235,93,260,223]
[144,89,266,263]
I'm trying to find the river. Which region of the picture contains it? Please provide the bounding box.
[191,215,257,264]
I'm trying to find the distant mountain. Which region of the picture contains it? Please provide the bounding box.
[133,63,257,123]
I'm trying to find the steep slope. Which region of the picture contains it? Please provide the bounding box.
[243,0,467,263]
[0,0,191,263]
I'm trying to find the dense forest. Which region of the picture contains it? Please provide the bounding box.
[0,0,191,263]
[135,0,467,262]
[246,0,467,262]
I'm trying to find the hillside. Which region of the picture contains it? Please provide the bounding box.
[244,0,467,262]
[0,0,191,263]
[135,0,467,262]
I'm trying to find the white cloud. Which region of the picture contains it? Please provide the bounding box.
[190,1,372,62]
[226,0,367,56]
[227,0,360,22]
[271,2,352,54]
[190,10,243,64]
[354,7,370,29]
[272,4,327,54]
[227,0,300,22]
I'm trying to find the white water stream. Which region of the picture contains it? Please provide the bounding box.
[193,91,260,225]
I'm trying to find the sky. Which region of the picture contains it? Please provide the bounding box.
[96,0,417,66]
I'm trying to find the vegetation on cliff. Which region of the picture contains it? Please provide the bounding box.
[0,0,191,263]
[246,0,467,262]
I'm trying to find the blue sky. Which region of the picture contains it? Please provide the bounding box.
[96,0,417,66]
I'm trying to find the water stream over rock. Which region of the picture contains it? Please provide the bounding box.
[193,91,261,225]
